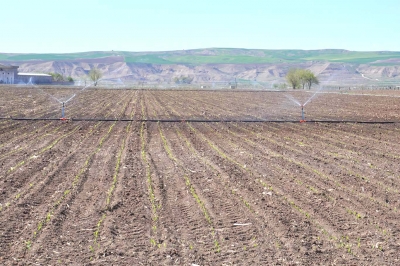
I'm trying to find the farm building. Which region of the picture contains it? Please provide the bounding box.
[0,63,52,84]
[17,73,52,84]
[0,64,18,84]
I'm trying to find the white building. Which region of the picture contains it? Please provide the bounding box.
[18,73,52,84]
[0,63,52,84]
[0,64,18,84]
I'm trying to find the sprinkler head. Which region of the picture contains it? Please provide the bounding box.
[61,102,66,118]
[301,105,305,121]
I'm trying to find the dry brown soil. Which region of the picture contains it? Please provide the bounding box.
[0,87,399,265]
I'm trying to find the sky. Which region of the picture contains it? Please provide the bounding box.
[3,0,400,53]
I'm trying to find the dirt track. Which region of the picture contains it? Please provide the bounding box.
[0,87,400,265]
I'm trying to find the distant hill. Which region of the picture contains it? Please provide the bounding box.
[1,48,400,86]
[2,48,400,65]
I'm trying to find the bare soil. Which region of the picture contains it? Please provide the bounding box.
[0,87,399,265]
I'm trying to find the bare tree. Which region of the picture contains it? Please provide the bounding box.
[286,68,319,90]
[303,70,319,90]
[81,75,88,87]
[298,69,308,89]
[286,68,300,89]
[173,76,194,84]
[89,68,102,86]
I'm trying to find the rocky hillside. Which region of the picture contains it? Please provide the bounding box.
[1,49,400,85]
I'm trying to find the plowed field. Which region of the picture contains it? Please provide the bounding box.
[1,87,400,265]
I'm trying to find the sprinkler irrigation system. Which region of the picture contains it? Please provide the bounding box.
[21,75,100,120]
[5,117,398,124]
[284,94,309,122]
[58,93,77,120]
[284,82,331,122]
[4,72,399,124]
[4,86,399,124]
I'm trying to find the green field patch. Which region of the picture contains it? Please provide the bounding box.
[3,52,118,61]
[165,55,281,64]
[125,54,172,64]
[2,49,400,65]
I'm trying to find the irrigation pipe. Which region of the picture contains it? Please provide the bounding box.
[6,117,399,124]
[307,91,400,98]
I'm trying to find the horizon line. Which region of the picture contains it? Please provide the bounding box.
[2,48,400,55]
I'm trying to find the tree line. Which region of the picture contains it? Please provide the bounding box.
[49,68,318,88]
[48,73,74,82]
[48,68,103,86]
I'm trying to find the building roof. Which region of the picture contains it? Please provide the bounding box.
[0,63,19,69]
[18,73,52,77]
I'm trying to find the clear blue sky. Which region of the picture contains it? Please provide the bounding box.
[4,0,400,53]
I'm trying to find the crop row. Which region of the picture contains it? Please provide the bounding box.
[153,90,393,257]
[0,91,130,215]
[90,91,139,255]
[16,93,133,256]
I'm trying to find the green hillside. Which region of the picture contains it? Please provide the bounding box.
[0,51,117,61]
[1,49,400,65]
